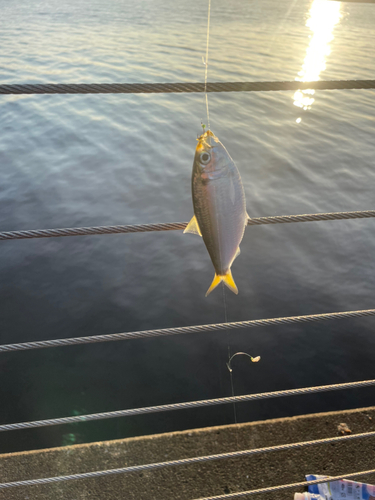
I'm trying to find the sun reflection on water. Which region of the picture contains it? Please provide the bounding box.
[294,0,341,117]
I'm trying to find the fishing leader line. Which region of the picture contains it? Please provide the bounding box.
[223,282,261,436]
[203,0,212,129]
[203,0,237,432]
[201,0,246,438]
[221,284,238,427]
[201,0,236,430]
[222,285,247,453]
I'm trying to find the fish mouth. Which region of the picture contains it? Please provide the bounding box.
[198,129,215,142]
[197,129,217,152]
[205,129,215,138]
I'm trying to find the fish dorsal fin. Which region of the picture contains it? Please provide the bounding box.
[183,215,202,236]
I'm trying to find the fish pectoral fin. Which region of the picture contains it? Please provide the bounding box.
[205,270,238,297]
[234,247,241,260]
[183,215,202,236]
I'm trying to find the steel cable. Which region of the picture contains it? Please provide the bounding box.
[0,307,374,353]
[0,222,187,240]
[0,378,374,432]
[195,469,375,500]
[1,80,375,95]
[1,210,375,241]
[0,431,374,489]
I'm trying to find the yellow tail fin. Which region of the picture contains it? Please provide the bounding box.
[205,270,238,297]
[222,270,238,295]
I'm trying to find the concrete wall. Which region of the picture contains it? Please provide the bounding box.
[1,406,375,500]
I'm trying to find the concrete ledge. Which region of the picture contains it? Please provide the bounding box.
[1,406,375,500]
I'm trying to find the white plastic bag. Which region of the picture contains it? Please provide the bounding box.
[304,474,375,500]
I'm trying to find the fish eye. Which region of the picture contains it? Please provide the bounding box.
[199,152,211,165]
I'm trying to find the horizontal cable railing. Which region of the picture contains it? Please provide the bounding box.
[1,80,375,95]
[0,432,374,489]
[1,210,375,241]
[1,307,374,353]
[0,378,373,432]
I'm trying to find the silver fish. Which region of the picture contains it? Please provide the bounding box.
[184,130,248,296]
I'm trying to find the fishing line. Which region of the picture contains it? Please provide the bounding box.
[203,0,212,129]
[222,284,239,429]
[203,0,236,439]
[221,284,242,452]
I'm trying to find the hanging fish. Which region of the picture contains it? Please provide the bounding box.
[184,130,248,296]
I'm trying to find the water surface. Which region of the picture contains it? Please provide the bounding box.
[1,0,375,452]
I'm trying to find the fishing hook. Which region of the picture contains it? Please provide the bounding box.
[226,352,261,373]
